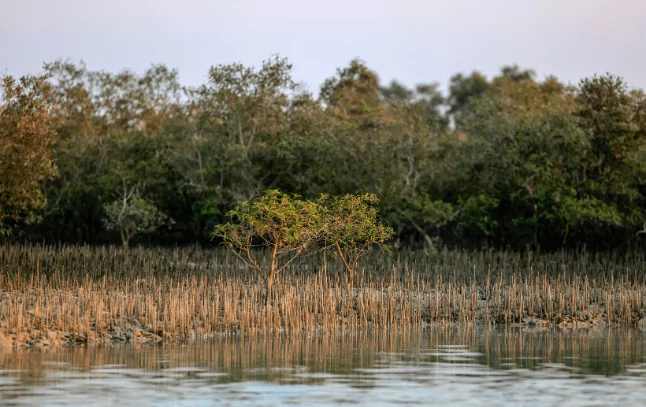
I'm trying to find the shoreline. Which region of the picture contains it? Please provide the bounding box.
[2,244,646,350]
[1,284,645,350]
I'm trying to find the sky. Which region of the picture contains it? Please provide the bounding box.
[1,0,645,95]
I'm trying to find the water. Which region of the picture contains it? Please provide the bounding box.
[1,327,645,406]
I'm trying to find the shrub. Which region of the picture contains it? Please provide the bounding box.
[212,190,394,294]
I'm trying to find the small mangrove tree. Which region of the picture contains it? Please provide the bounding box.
[212,189,394,294]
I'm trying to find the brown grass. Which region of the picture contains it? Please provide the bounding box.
[0,244,645,347]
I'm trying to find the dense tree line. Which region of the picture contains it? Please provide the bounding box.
[1,55,645,250]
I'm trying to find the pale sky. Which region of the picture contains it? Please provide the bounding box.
[1,0,645,94]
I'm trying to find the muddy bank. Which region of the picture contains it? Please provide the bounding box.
[3,245,646,349]
[1,286,645,350]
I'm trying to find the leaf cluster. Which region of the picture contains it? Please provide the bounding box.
[212,190,394,280]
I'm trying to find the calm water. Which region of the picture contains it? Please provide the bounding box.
[1,327,646,406]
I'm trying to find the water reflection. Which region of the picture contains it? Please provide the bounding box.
[1,326,645,406]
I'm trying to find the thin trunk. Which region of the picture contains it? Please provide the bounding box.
[266,275,273,306]
[196,148,204,186]
[395,207,434,251]
[267,243,279,305]
[562,222,569,246]
[235,109,245,147]
[120,230,129,248]
[322,244,327,274]
[335,242,354,283]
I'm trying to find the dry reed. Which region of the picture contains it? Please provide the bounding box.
[0,244,645,347]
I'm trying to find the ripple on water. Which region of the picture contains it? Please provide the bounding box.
[0,327,645,406]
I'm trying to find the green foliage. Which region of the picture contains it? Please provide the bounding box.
[0,74,58,235]
[447,71,489,128]
[458,194,499,237]
[102,187,169,247]
[212,190,326,292]
[319,193,395,280]
[4,56,646,251]
[212,190,394,286]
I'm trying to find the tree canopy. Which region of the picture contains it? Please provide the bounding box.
[2,56,646,251]
[0,74,58,234]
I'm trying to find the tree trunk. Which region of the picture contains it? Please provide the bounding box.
[266,243,279,305]
[395,207,435,252]
[335,242,354,284]
[120,230,130,249]
[266,273,274,306]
